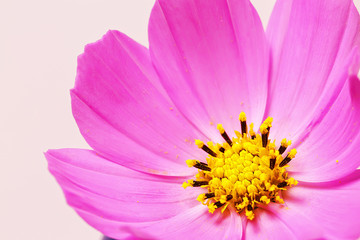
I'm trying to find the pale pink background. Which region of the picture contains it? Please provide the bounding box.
[1,1,360,239]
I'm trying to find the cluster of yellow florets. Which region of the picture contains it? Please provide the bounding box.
[183,112,298,220]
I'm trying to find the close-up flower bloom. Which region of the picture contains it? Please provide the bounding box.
[46,0,360,239]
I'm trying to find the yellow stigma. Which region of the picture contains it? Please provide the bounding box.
[281,138,291,148]
[195,140,204,148]
[259,117,273,134]
[183,113,298,220]
[217,124,225,134]
[288,149,297,159]
[239,112,247,122]
[186,159,198,167]
[249,123,255,138]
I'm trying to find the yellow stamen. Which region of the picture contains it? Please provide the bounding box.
[281,138,292,148]
[217,124,225,134]
[249,123,255,139]
[195,140,204,148]
[239,112,248,135]
[239,112,247,122]
[245,208,255,220]
[182,180,194,189]
[208,203,216,213]
[288,149,297,159]
[259,117,273,134]
[196,194,206,202]
[183,113,298,220]
[186,159,198,167]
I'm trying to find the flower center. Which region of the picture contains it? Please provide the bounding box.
[182,112,298,220]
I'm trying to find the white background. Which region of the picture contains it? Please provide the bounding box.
[1,1,360,239]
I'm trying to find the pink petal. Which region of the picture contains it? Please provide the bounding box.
[227,211,244,239]
[73,30,207,176]
[244,208,297,240]
[289,75,360,182]
[45,149,205,235]
[246,201,325,239]
[148,0,269,137]
[72,92,193,176]
[78,206,239,240]
[281,172,360,239]
[47,149,243,238]
[263,204,324,239]
[134,207,238,240]
[266,0,360,141]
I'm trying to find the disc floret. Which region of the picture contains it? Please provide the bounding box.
[183,112,298,220]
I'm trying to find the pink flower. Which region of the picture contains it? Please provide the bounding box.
[46,0,360,239]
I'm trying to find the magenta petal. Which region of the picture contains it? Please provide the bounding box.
[72,92,194,176]
[244,208,297,240]
[73,30,208,176]
[282,174,360,239]
[149,0,269,136]
[134,207,238,240]
[264,204,324,239]
[226,211,244,240]
[266,0,360,140]
[45,149,205,236]
[77,206,239,240]
[47,148,243,239]
[289,76,360,182]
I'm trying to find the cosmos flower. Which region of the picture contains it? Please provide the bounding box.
[46,0,360,239]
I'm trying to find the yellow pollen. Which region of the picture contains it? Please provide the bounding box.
[281,138,291,148]
[217,124,225,134]
[186,159,196,167]
[260,117,273,134]
[239,112,247,122]
[195,140,204,148]
[183,113,298,220]
[249,123,255,138]
[288,149,297,159]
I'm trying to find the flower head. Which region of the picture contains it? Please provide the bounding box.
[183,113,299,220]
[46,0,360,239]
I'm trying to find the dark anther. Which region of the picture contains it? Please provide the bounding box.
[241,121,247,135]
[278,145,286,155]
[201,145,217,157]
[193,181,209,187]
[214,201,225,208]
[219,147,225,153]
[262,132,269,148]
[277,182,287,188]
[198,162,209,166]
[221,131,233,146]
[279,155,292,167]
[251,135,256,140]
[247,205,253,211]
[226,195,233,201]
[269,158,276,170]
[193,162,211,171]
[205,192,215,199]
